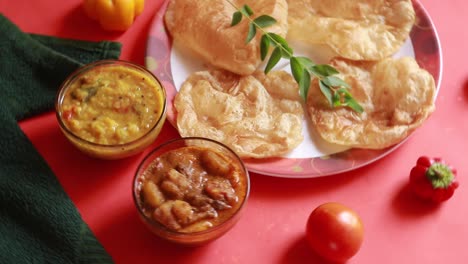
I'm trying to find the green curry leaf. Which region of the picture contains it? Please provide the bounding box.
[265,47,282,74]
[231,11,243,26]
[311,64,340,78]
[319,80,334,106]
[290,57,304,84]
[254,15,277,28]
[246,23,257,43]
[241,5,254,16]
[227,1,364,113]
[260,35,270,60]
[299,70,311,101]
[323,76,350,89]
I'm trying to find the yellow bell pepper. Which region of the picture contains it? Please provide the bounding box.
[83,0,145,31]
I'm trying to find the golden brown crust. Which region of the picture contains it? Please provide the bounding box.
[174,69,304,158]
[287,0,415,61]
[307,57,436,149]
[165,0,288,75]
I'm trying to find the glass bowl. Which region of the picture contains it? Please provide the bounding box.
[132,137,250,245]
[55,60,166,159]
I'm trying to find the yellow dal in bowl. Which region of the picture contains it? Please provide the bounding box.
[61,64,165,145]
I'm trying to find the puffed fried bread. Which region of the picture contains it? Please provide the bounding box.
[174,69,304,158]
[307,57,436,149]
[287,0,415,61]
[165,0,288,75]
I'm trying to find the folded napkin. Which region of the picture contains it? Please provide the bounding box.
[0,14,121,263]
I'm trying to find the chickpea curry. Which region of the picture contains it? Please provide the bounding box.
[138,145,248,233]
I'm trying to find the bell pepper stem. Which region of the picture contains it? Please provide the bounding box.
[427,163,453,189]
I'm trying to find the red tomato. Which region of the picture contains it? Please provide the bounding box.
[305,202,364,263]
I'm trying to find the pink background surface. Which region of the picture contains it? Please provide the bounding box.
[1,0,468,263]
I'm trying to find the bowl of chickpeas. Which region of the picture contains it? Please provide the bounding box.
[132,137,250,245]
[55,60,166,159]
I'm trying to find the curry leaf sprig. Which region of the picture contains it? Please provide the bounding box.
[228,2,363,113]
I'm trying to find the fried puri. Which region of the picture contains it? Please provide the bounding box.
[174,70,304,158]
[307,57,436,149]
[165,0,288,75]
[287,0,415,61]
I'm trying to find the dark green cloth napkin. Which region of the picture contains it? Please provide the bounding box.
[0,14,121,263]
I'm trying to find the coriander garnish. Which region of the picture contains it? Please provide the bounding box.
[227,1,363,113]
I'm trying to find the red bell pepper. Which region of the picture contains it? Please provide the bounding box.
[409,156,459,203]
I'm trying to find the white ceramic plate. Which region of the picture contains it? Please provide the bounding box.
[145,0,442,177]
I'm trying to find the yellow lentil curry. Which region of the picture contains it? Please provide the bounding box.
[61,64,165,145]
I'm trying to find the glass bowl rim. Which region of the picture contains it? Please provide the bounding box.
[55,59,167,149]
[132,136,251,237]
